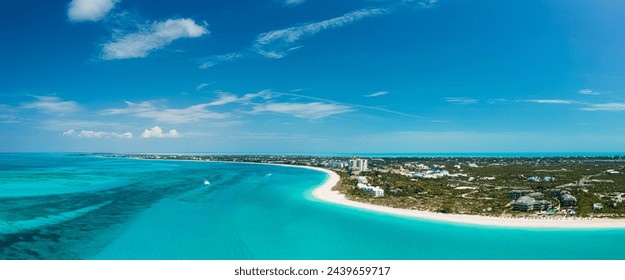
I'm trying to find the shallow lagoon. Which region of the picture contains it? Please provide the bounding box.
[1,154,624,259]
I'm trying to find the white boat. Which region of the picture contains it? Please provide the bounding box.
[203,180,210,186]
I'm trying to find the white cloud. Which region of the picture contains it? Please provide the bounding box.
[526,99,576,104]
[117,132,133,139]
[365,91,389,97]
[206,90,274,106]
[75,130,133,139]
[78,130,108,138]
[252,102,352,119]
[198,62,215,69]
[68,0,118,22]
[445,97,478,104]
[141,126,180,138]
[580,103,625,111]
[22,96,81,114]
[253,7,388,58]
[102,18,208,60]
[284,0,306,6]
[102,100,229,124]
[578,88,600,95]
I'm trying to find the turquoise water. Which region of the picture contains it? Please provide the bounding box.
[1,153,624,259]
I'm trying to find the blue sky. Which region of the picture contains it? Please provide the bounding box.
[1,0,625,153]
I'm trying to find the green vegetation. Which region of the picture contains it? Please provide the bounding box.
[108,154,625,218]
[340,157,625,218]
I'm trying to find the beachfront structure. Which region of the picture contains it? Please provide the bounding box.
[560,194,577,207]
[593,203,604,210]
[528,192,545,200]
[606,169,621,175]
[508,190,533,199]
[327,160,348,169]
[512,196,552,212]
[349,158,368,172]
[546,188,562,198]
[356,183,384,197]
[527,176,540,182]
[357,176,368,184]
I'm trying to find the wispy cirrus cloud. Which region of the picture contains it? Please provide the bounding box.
[578,88,601,95]
[482,96,625,113]
[195,82,213,91]
[198,52,244,69]
[62,129,133,139]
[253,7,389,59]
[102,18,208,60]
[275,91,427,119]
[252,102,352,119]
[283,0,306,6]
[68,0,119,22]
[0,104,20,123]
[200,2,439,68]
[21,96,82,114]
[579,103,625,112]
[365,91,389,97]
[207,90,274,106]
[525,99,577,104]
[102,100,229,123]
[445,97,479,104]
[418,0,439,8]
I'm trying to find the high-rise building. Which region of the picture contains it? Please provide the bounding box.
[348,158,368,172]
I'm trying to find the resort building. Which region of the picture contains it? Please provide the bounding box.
[356,183,384,197]
[512,196,552,212]
[508,190,533,199]
[412,168,454,179]
[528,192,545,200]
[357,176,368,184]
[546,188,562,198]
[527,176,540,182]
[349,158,368,172]
[327,160,348,169]
[593,203,604,210]
[560,194,578,207]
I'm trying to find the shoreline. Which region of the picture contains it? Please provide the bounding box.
[117,156,625,229]
[305,167,625,229]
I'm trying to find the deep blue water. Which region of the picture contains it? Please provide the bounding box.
[1,153,624,259]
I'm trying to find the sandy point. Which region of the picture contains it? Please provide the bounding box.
[302,166,625,229]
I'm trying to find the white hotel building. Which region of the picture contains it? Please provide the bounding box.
[348,158,368,172]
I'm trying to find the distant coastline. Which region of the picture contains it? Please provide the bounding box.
[112,154,625,229]
[308,167,625,229]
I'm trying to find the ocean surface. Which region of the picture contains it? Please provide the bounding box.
[1,153,625,260]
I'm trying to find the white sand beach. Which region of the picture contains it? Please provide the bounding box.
[306,166,625,229]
